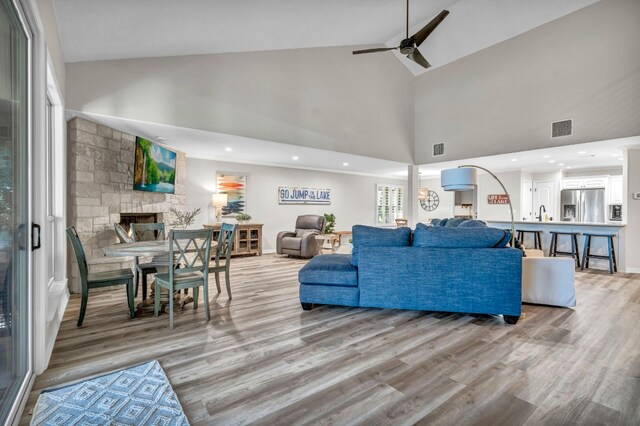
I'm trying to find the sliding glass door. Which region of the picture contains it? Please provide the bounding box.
[0,0,31,420]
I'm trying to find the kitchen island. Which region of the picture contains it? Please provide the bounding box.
[486,220,627,271]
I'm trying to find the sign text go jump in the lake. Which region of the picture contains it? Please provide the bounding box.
[278,187,331,205]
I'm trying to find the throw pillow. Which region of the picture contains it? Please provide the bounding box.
[351,225,412,266]
[444,217,467,227]
[413,225,509,248]
[458,219,487,228]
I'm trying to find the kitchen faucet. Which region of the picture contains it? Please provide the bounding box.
[538,204,546,222]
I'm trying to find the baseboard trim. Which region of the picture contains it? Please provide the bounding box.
[263,249,276,254]
[624,267,640,274]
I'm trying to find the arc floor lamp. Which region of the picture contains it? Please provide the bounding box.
[440,165,516,247]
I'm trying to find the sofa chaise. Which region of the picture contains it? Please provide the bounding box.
[298,221,523,324]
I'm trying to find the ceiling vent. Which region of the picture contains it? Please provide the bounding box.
[551,119,572,138]
[433,143,445,157]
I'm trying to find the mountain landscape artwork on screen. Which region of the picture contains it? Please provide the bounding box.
[133,137,177,194]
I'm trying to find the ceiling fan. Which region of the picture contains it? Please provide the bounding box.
[352,0,449,69]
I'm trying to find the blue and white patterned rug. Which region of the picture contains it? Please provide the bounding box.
[32,360,189,425]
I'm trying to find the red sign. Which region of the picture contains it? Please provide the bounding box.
[488,194,510,205]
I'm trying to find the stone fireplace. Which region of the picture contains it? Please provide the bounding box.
[67,117,186,293]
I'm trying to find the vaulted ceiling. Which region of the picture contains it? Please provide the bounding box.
[54,0,599,74]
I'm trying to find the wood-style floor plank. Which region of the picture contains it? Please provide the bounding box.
[19,255,640,425]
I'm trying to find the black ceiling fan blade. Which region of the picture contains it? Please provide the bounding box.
[407,49,431,69]
[352,47,398,55]
[412,10,449,47]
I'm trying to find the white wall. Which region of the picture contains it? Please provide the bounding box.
[416,171,521,222]
[477,171,522,221]
[185,158,406,251]
[415,0,640,164]
[36,0,65,93]
[417,178,454,223]
[65,45,415,163]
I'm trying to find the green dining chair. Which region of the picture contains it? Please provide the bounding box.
[130,222,166,300]
[211,223,237,299]
[114,223,132,244]
[154,228,214,329]
[66,226,135,327]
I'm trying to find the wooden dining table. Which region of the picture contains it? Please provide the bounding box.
[102,240,218,315]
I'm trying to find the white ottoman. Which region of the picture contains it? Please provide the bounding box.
[522,257,576,307]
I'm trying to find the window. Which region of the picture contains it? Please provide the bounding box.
[376,184,404,226]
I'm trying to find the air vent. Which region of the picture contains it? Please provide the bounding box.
[433,143,445,157]
[551,119,572,138]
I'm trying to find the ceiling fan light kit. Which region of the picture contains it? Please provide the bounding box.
[352,0,449,70]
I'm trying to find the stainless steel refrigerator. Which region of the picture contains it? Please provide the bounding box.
[560,188,605,223]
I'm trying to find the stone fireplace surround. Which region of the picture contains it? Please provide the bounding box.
[67,117,186,293]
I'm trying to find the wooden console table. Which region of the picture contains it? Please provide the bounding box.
[203,223,263,257]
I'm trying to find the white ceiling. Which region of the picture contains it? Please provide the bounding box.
[68,111,410,178]
[419,137,640,178]
[54,0,599,75]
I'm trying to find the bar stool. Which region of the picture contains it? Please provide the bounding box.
[516,229,543,250]
[549,231,580,267]
[581,233,617,274]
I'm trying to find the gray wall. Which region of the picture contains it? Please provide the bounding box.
[65,45,415,163]
[185,158,406,252]
[415,0,640,164]
[624,147,640,272]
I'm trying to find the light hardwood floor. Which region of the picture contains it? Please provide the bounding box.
[20,255,640,425]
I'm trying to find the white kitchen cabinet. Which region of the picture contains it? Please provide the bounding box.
[609,176,623,204]
[583,177,608,188]
[562,176,608,189]
[562,179,583,189]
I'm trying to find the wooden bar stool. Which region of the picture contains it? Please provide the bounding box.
[549,231,581,268]
[515,229,543,250]
[581,233,617,274]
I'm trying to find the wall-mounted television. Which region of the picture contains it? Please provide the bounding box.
[133,137,177,194]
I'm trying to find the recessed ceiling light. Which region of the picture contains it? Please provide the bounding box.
[578,151,586,155]
[549,160,556,164]
[543,155,550,159]
[510,158,518,162]
[225,147,232,152]
[292,156,299,160]
[342,162,349,167]
[559,163,565,166]
[156,136,166,141]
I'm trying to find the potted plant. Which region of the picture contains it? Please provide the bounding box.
[323,213,336,234]
[168,207,201,229]
[236,213,252,224]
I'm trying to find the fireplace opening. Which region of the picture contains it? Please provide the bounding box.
[119,213,159,234]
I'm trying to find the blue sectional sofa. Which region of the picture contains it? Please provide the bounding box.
[298,220,523,324]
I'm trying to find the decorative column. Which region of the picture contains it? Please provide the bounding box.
[407,164,420,227]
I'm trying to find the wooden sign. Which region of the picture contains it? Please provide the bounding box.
[488,194,510,205]
[278,187,331,205]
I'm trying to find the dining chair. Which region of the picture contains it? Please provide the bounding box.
[154,228,213,329]
[211,223,237,299]
[114,223,132,243]
[130,222,166,300]
[66,227,135,327]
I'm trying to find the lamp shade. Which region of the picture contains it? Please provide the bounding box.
[441,167,478,191]
[211,193,228,207]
